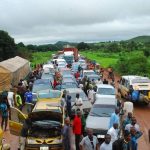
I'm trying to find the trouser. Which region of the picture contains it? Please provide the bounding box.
[75,134,81,150]
[19,137,26,150]
[1,116,8,130]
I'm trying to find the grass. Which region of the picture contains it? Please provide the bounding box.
[31,51,54,68]
[80,51,118,68]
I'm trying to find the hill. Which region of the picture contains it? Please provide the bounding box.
[129,35,150,43]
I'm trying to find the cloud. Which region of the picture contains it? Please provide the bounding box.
[0,0,150,44]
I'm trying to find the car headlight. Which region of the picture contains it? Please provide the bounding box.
[53,139,62,144]
[27,139,37,144]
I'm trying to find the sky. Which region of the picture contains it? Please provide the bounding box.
[0,0,150,45]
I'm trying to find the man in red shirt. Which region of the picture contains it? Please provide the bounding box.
[73,110,82,150]
[75,71,80,80]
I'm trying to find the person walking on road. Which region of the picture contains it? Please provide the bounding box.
[122,112,132,131]
[0,97,9,131]
[66,95,72,118]
[109,108,120,129]
[80,128,99,150]
[75,93,83,112]
[100,134,112,150]
[15,92,23,111]
[73,110,82,150]
[112,130,131,150]
[88,86,95,104]
[107,123,119,143]
[130,127,142,150]
[62,117,71,150]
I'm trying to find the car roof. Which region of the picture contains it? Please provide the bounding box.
[83,70,94,72]
[96,84,114,89]
[95,97,117,105]
[65,88,83,93]
[122,75,149,81]
[62,78,75,82]
[87,74,99,77]
[60,68,71,71]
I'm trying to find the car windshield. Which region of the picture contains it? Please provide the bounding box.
[32,84,52,92]
[61,70,71,75]
[67,91,88,101]
[41,74,54,80]
[61,83,77,89]
[34,79,50,84]
[97,88,115,95]
[90,104,115,117]
[84,72,95,76]
[132,79,150,84]
[38,91,61,98]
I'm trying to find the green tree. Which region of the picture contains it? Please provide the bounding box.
[77,42,89,50]
[0,30,17,61]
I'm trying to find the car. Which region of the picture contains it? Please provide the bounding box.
[95,84,116,100]
[62,74,76,82]
[59,68,72,76]
[61,78,78,89]
[86,74,100,82]
[86,97,117,141]
[78,59,87,69]
[118,75,150,104]
[9,99,64,149]
[41,73,54,83]
[83,70,96,77]
[65,88,92,116]
[57,62,67,69]
[71,62,80,73]
[32,79,53,102]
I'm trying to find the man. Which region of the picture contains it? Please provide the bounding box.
[7,91,14,107]
[125,117,140,132]
[122,112,132,130]
[109,108,120,129]
[103,79,108,84]
[73,110,82,150]
[80,128,99,150]
[62,117,71,150]
[100,134,112,150]
[15,92,23,110]
[19,115,32,150]
[75,93,83,112]
[107,123,119,143]
[130,127,142,150]
[24,89,33,104]
[88,86,95,104]
[66,95,72,118]
[113,130,131,150]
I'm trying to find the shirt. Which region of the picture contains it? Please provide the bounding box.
[107,127,118,143]
[24,92,33,103]
[75,97,83,111]
[88,90,95,103]
[109,112,119,129]
[80,136,99,150]
[7,91,14,107]
[0,103,8,117]
[73,115,82,134]
[125,124,140,132]
[100,142,112,150]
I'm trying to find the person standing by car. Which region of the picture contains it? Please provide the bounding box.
[100,134,112,150]
[109,108,120,129]
[66,95,72,118]
[112,130,131,150]
[80,128,99,150]
[62,117,71,150]
[75,93,83,112]
[107,123,119,143]
[88,86,95,104]
[73,110,82,150]
[0,97,9,131]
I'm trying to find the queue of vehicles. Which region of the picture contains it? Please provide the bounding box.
[0,47,150,149]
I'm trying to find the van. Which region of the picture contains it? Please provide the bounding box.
[9,100,64,150]
[119,75,150,104]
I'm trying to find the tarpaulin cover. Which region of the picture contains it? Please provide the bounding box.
[0,56,30,91]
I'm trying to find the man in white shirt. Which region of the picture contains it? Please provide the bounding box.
[75,93,83,111]
[80,128,99,150]
[125,117,140,132]
[7,91,14,107]
[88,87,95,104]
[107,123,119,143]
[100,134,112,150]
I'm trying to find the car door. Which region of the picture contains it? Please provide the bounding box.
[121,79,129,97]
[9,107,27,136]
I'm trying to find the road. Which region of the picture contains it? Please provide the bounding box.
[2,71,150,150]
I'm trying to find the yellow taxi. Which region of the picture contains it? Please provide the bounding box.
[9,98,64,150]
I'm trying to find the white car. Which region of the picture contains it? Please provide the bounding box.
[95,84,116,100]
[86,97,117,140]
[83,70,96,77]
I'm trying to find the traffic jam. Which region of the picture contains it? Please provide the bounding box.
[0,47,150,150]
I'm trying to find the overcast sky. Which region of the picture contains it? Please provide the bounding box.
[0,0,150,45]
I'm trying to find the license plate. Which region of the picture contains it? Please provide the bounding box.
[97,135,105,138]
[40,146,49,150]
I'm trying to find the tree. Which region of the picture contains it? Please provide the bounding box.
[0,30,17,61]
[143,49,150,57]
[77,42,89,50]
[107,42,120,52]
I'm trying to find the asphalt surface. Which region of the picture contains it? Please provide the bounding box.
[1,70,150,150]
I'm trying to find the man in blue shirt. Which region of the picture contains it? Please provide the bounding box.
[109,108,120,129]
[24,90,33,103]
